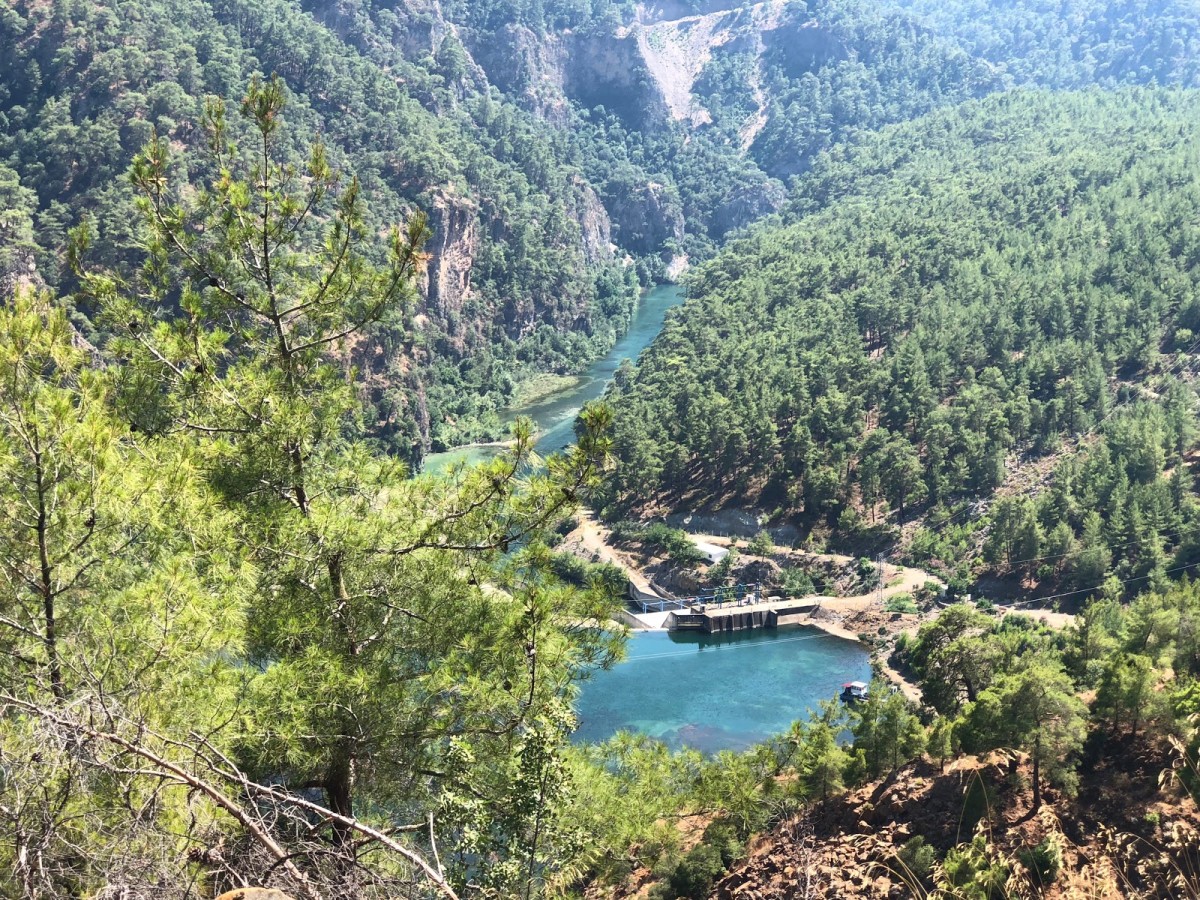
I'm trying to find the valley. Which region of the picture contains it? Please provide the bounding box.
[3,1,1200,898]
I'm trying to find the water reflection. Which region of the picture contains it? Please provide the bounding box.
[573,626,872,754]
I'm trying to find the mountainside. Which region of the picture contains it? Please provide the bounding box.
[717,748,1200,899]
[7,0,1200,463]
[603,88,1200,597]
[0,0,650,457]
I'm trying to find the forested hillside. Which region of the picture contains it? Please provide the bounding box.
[891,0,1200,88]
[0,0,648,457]
[8,0,1200,465]
[604,88,1200,596]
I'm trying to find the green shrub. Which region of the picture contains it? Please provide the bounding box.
[1018,835,1062,885]
[665,842,726,900]
[781,567,817,597]
[885,594,919,614]
[549,552,629,595]
[748,529,774,556]
[701,821,744,868]
[609,520,647,543]
[550,551,590,585]
[939,836,1009,899]
[707,548,738,584]
[896,836,937,883]
[648,821,745,900]
[644,523,707,566]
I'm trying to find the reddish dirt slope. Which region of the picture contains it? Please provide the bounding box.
[716,745,1200,899]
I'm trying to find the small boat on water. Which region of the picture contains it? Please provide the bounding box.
[840,680,869,703]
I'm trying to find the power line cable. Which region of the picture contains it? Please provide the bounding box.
[1005,558,1200,610]
[898,337,1200,547]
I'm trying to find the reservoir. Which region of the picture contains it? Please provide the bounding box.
[424,284,685,472]
[573,626,872,754]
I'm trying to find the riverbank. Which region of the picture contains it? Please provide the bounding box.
[563,515,932,697]
[423,284,686,473]
[565,513,1084,707]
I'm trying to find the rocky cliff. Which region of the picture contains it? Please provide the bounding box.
[421,190,480,345]
[465,24,573,124]
[607,180,685,257]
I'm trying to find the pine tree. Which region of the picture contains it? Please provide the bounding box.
[73,75,619,888]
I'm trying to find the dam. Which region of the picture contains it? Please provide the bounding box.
[626,581,823,633]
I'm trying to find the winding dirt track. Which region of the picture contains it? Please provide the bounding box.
[571,510,664,600]
[565,514,1075,703]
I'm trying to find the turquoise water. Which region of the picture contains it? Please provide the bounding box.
[423,284,685,473]
[573,627,872,754]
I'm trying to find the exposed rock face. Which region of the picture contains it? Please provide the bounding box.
[455,1,814,258]
[0,245,40,299]
[563,30,672,130]
[571,176,615,265]
[617,1,794,127]
[466,24,572,124]
[420,191,480,340]
[607,181,684,257]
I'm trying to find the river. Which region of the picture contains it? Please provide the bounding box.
[422,284,873,754]
[573,626,872,754]
[422,284,685,473]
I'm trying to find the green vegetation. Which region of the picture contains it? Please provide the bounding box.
[892,0,1200,88]
[6,1,1200,897]
[885,594,919,614]
[0,0,642,457]
[605,87,1200,599]
[610,520,709,566]
[8,0,1199,464]
[0,83,624,897]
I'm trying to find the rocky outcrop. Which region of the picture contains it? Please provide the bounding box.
[0,245,40,299]
[607,181,684,257]
[563,31,673,130]
[570,176,615,265]
[420,191,479,339]
[615,1,793,127]
[466,24,572,124]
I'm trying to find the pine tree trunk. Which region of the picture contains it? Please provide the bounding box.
[327,750,355,847]
[1031,734,1042,812]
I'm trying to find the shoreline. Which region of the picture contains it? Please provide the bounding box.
[430,438,518,454]
[613,609,924,702]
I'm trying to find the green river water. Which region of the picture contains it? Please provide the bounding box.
[423,284,685,472]
[422,284,871,753]
[573,627,872,754]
